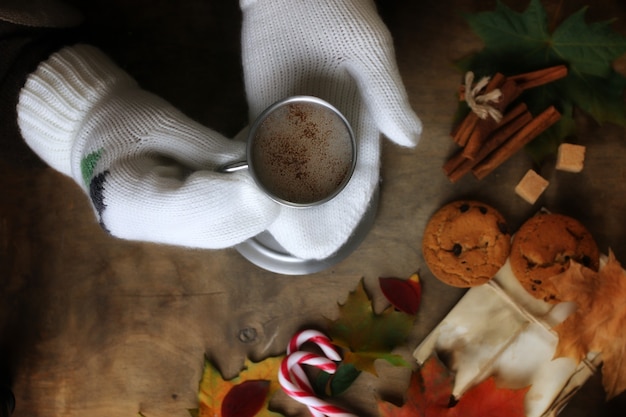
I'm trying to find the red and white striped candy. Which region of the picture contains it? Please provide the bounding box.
[287,329,342,360]
[279,330,357,417]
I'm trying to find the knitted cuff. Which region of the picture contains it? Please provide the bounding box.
[17,44,136,178]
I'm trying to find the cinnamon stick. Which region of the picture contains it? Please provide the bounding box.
[445,102,529,178]
[471,106,562,180]
[478,103,531,154]
[452,113,479,146]
[446,103,532,182]
[509,65,568,90]
[443,149,466,178]
[462,79,524,160]
[453,73,506,146]
[450,112,532,182]
[492,102,529,130]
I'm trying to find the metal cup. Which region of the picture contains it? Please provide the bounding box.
[219,96,356,208]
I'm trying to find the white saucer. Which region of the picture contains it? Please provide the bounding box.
[234,188,379,275]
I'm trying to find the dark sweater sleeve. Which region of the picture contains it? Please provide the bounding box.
[0,9,84,167]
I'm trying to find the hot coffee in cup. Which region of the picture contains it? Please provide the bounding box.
[220,96,356,207]
[251,98,355,205]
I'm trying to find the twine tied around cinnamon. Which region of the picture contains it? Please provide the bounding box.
[446,66,569,182]
[464,71,503,123]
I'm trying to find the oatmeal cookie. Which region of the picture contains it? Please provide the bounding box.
[422,200,511,287]
[510,212,600,303]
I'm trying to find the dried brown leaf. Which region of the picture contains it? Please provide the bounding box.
[551,251,626,399]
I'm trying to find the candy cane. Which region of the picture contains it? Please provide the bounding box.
[279,330,358,417]
[287,329,342,361]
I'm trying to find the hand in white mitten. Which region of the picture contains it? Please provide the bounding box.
[240,0,422,260]
[18,44,280,249]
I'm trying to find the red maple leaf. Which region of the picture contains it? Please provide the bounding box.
[378,355,529,417]
[379,273,422,315]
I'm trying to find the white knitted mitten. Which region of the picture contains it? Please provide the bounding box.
[18,44,280,249]
[240,0,422,260]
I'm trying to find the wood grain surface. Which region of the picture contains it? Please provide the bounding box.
[1,0,625,416]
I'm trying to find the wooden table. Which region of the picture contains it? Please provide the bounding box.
[1,0,625,416]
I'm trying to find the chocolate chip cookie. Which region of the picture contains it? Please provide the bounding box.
[422,200,511,287]
[510,212,600,303]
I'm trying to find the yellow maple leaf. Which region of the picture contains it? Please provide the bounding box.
[197,356,285,417]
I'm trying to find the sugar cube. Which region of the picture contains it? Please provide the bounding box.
[515,169,549,204]
[556,143,586,173]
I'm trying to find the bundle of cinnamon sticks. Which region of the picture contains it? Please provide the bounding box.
[444,65,567,182]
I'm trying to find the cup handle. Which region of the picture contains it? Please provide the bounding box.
[217,160,249,173]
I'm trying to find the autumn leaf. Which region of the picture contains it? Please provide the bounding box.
[379,273,422,315]
[551,251,626,399]
[457,0,626,162]
[326,279,415,374]
[195,356,285,417]
[378,355,529,417]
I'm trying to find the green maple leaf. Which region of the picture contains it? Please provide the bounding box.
[457,0,626,162]
[326,279,415,375]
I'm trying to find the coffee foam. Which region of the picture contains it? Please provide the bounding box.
[251,102,353,205]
